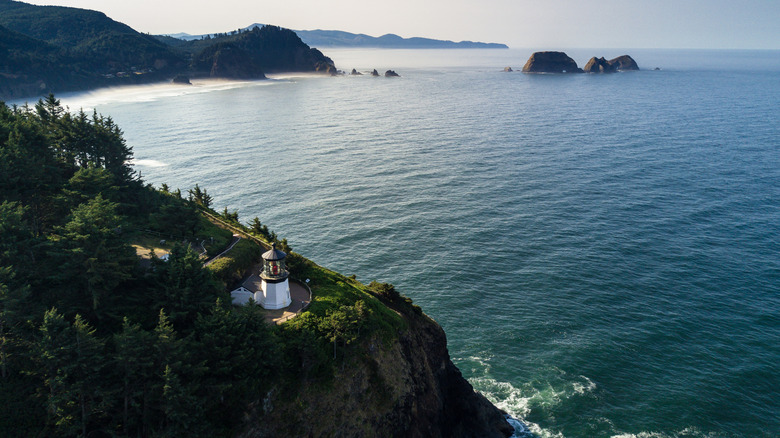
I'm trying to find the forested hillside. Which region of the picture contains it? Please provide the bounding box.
[0,1,335,99]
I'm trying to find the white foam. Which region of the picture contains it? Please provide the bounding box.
[470,377,530,417]
[131,159,168,168]
[572,375,597,395]
[54,79,279,110]
[610,426,711,438]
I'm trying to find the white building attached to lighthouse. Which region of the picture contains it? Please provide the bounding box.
[231,242,291,309]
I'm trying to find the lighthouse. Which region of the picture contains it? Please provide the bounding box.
[256,243,291,309]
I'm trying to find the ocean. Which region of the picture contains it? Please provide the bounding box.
[32,48,780,437]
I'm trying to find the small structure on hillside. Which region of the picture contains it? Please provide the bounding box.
[231,243,291,309]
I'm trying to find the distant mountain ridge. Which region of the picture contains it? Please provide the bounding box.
[169,24,509,49]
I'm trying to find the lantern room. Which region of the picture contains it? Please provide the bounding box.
[261,243,289,281]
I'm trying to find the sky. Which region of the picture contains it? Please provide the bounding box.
[22,0,780,50]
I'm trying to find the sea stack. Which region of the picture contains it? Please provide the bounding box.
[608,55,640,71]
[522,51,583,73]
[583,57,616,73]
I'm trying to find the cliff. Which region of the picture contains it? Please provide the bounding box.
[240,286,514,438]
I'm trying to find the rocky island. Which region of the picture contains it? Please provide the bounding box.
[522,51,639,73]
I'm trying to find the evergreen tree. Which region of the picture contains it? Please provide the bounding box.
[248,216,276,242]
[187,183,212,208]
[37,309,105,436]
[34,94,65,126]
[0,107,65,235]
[112,317,155,435]
[48,195,136,319]
[61,165,120,209]
[70,314,106,437]
[193,303,278,427]
[0,268,30,380]
[319,301,367,359]
[221,207,238,223]
[150,201,201,237]
[152,310,205,435]
[151,246,223,330]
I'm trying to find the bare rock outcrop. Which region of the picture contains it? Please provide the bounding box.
[522,51,583,73]
[608,55,639,71]
[583,57,617,73]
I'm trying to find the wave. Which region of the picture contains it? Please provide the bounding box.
[130,159,168,168]
[55,79,279,109]
[470,372,601,438]
[610,426,724,438]
[474,375,722,438]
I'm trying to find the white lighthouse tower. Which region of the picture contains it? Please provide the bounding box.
[256,243,291,309]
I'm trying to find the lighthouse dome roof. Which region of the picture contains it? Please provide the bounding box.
[262,243,286,261]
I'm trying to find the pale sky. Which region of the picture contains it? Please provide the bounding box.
[21,0,780,49]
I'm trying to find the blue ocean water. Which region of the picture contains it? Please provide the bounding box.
[48,48,779,437]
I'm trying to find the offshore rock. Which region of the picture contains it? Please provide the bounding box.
[522,51,583,73]
[385,70,400,77]
[608,55,640,71]
[315,61,338,75]
[351,68,363,75]
[503,66,513,72]
[371,69,380,76]
[583,57,617,73]
[239,295,514,438]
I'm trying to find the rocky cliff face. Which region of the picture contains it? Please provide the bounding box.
[239,302,513,438]
[193,43,266,79]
